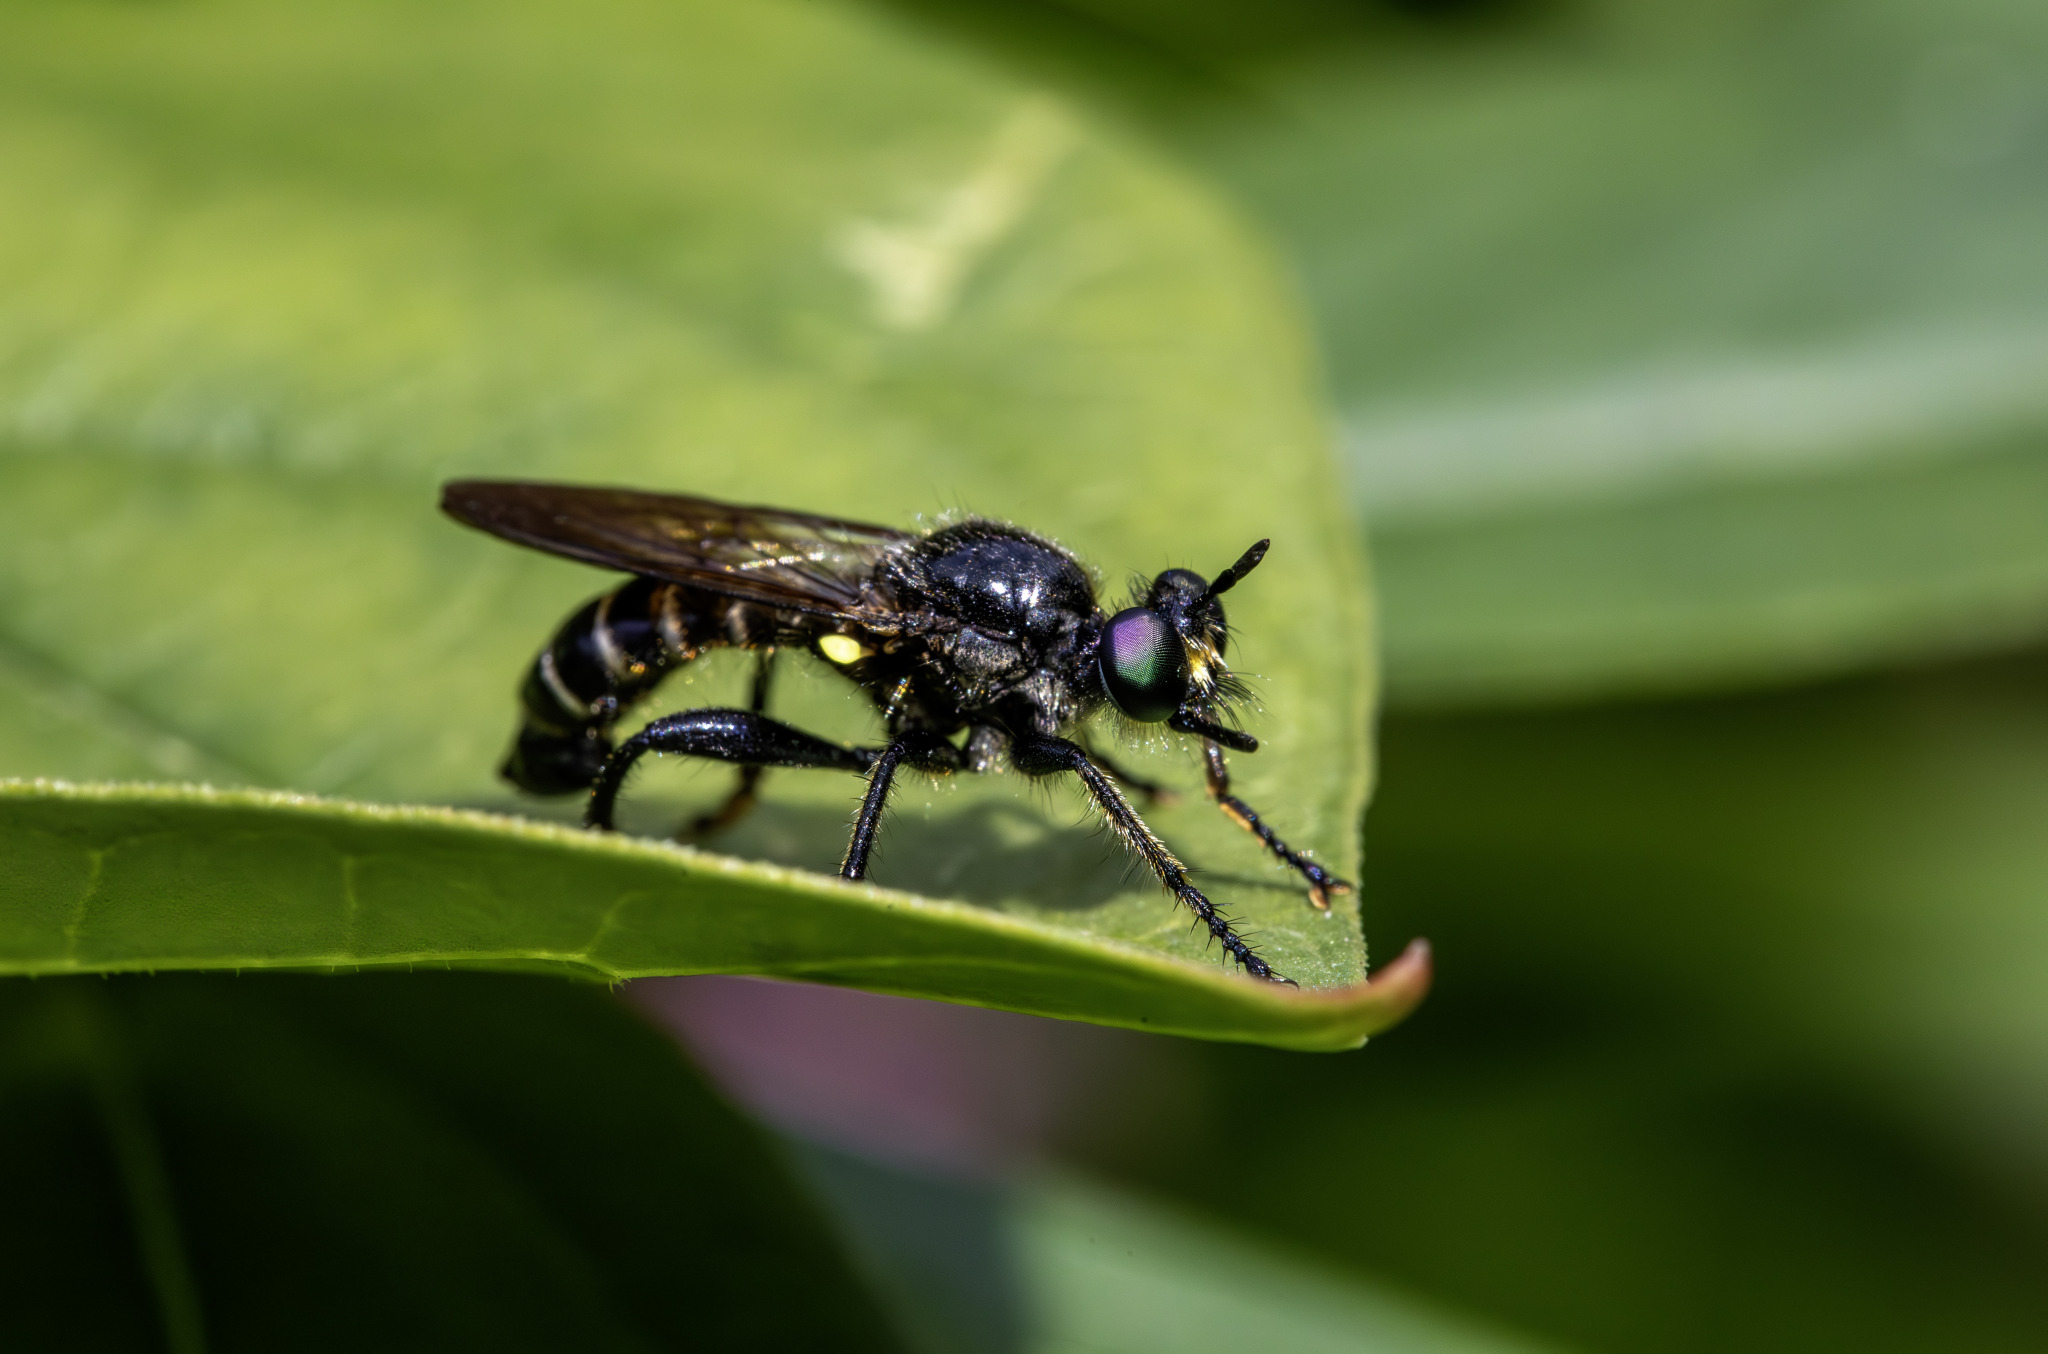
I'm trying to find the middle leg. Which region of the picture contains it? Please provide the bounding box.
[840,730,964,880]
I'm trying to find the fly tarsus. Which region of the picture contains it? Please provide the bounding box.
[1203,740,1354,910]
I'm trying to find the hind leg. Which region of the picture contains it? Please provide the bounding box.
[587,707,871,831]
[679,650,776,840]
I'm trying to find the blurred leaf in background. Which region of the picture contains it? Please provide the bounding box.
[0,961,1547,1353]
[1294,0,2048,704]
[0,971,902,1351]
[801,1143,1563,1354]
[1092,651,2048,1354]
[0,0,1387,1017]
[881,0,2048,703]
[643,973,1570,1354]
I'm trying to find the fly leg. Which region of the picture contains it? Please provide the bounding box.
[1011,735,1290,984]
[841,730,964,880]
[679,650,776,840]
[587,708,871,831]
[1080,742,1180,808]
[1201,740,1353,911]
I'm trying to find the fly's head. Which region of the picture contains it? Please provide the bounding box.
[1094,539,1268,752]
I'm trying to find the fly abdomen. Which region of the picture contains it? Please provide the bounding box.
[503,576,699,794]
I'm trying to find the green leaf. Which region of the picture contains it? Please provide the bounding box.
[884,0,2048,702]
[1305,0,2048,704]
[797,1145,1563,1354]
[0,970,904,1351]
[0,781,1427,1050]
[0,0,1400,1040]
[1014,1177,1560,1354]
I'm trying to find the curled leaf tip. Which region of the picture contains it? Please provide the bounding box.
[1371,936,1433,1023]
[1279,936,1431,1046]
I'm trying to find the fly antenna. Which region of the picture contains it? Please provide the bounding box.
[1202,539,1269,603]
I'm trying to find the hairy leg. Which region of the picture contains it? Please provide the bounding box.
[1080,742,1180,808]
[1011,735,1289,983]
[1200,741,1353,910]
[841,730,964,880]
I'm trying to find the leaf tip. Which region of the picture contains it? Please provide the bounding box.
[1292,935,1432,1046]
[1361,935,1432,1032]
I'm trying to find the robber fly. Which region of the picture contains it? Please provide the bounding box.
[440,480,1352,982]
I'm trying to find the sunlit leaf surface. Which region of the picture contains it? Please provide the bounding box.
[0,0,1390,1038]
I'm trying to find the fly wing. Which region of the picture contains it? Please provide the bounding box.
[441,479,912,617]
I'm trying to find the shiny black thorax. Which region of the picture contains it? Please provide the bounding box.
[842,521,1105,747]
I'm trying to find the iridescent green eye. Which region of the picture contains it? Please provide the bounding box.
[1098,607,1189,722]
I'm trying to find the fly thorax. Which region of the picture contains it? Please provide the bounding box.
[939,628,1025,679]
[906,523,1095,642]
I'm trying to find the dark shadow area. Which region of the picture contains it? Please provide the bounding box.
[858,0,1562,123]
[0,1078,163,1350]
[0,974,906,1354]
[656,795,1300,912]
[789,1140,1031,1354]
[468,774,1306,919]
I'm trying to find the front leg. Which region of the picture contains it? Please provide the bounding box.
[1201,741,1353,910]
[1011,735,1290,984]
[1080,740,1180,808]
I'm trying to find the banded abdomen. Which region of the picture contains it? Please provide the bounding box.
[502,576,742,794]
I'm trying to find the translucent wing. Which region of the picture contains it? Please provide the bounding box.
[441,479,912,617]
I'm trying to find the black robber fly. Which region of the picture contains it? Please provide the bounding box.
[440,480,1352,982]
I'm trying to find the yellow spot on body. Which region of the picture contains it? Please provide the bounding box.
[1187,635,1223,694]
[820,634,873,665]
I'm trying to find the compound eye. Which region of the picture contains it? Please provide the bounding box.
[1098,607,1189,723]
